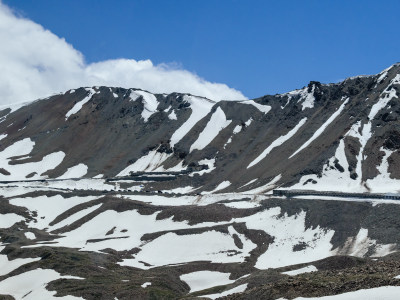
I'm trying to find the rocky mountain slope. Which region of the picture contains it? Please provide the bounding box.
[1,64,400,299]
[0,63,399,193]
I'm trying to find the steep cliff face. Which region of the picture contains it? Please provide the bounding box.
[0,64,399,194]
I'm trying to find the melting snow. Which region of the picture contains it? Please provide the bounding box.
[40,209,226,253]
[366,148,400,193]
[141,282,151,288]
[224,125,242,149]
[236,208,335,269]
[189,158,216,176]
[203,180,231,194]
[121,226,256,268]
[10,195,99,230]
[24,232,36,240]
[0,268,84,300]
[248,118,307,168]
[369,88,397,120]
[170,95,215,147]
[92,174,104,179]
[377,65,393,83]
[344,87,398,188]
[239,179,257,189]
[0,246,40,276]
[0,138,65,181]
[65,88,95,120]
[190,107,232,152]
[51,204,102,231]
[239,100,271,114]
[233,124,242,134]
[0,101,31,115]
[299,86,316,110]
[168,110,177,120]
[0,213,24,228]
[118,149,172,175]
[290,98,349,158]
[132,90,159,122]
[390,73,400,85]
[290,139,366,192]
[58,163,88,179]
[339,228,396,257]
[245,174,281,194]
[245,118,253,127]
[180,271,234,293]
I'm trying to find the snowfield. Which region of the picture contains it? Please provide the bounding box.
[0,268,84,300]
[180,271,234,292]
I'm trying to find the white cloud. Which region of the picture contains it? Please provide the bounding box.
[0,2,246,105]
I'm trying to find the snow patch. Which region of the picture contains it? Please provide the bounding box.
[245,174,281,194]
[122,226,256,268]
[65,88,95,120]
[244,118,253,127]
[0,139,65,180]
[366,148,400,193]
[238,208,335,269]
[168,110,177,120]
[51,204,102,231]
[24,232,36,240]
[141,282,151,288]
[0,268,85,300]
[240,100,271,114]
[190,158,216,176]
[180,271,234,292]
[0,246,40,276]
[282,265,318,276]
[203,181,231,194]
[0,213,24,228]
[248,118,307,168]
[201,284,248,299]
[290,98,349,158]
[10,195,99,230]
[132,90,159,122]
[58,163,88,179]
[233,124,242,134]
[338,228,396,257]
[170,95,215,147]
[118,149,172,175]
[299,85,316,110]
[190,107,232,152]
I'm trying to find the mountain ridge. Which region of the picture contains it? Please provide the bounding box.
[1,64,400,300]
[0,63,399,195]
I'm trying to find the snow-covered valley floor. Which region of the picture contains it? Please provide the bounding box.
[1,181,400,299]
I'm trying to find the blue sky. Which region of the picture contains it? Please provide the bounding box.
[3,0,400,99]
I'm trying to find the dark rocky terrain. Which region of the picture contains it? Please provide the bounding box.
[0,63,399,193]
[0,64,400,299]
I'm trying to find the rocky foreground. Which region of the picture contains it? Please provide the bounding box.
[1,182,400,299]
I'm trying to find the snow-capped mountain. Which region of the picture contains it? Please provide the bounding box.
[1,64,400,300]
[0,64,399,194]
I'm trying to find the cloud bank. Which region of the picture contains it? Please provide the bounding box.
[0,2,246,105]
